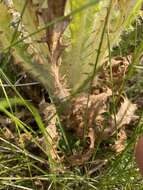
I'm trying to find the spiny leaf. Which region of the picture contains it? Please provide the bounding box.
[62,0,142,93]
[0,0,69,102]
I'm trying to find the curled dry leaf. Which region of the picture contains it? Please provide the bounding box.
[63,88,112,166]
[98,56,131,89]
[98,97,137,140]
[2,127,14,140]
[112,128,127,153]
[62,88,112,138]
[19,133,32,148]
[112,97,137,129]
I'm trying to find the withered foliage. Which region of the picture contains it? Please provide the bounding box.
[112,128,127,153]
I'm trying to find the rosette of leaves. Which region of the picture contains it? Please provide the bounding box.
[0,0,142,165]
[0,0,142,100]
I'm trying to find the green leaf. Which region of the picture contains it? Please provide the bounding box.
[62,0,143,93]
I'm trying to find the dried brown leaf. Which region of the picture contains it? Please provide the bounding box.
[62,88,112,138]
[98,56,131,90]
[63,88,112,166]
[101,97,137,140]
[2,127,14,140]
[112,128,127,153]
[67,148,94,167]
[112,97,137,128]
[19,133,32,147]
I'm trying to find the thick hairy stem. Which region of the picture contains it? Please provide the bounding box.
[46,0,67,49]
[46,0,70,101]
[51,64,70,101]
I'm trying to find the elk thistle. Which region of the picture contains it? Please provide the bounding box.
[0,0,141,166]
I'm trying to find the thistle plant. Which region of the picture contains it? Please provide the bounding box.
[0,0,142,167]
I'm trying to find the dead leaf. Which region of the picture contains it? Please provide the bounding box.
[112,97,137,128]
[98,56,131,90]
[67,147,94,167]
[62,88,112,166]
[101,97,137,140]
[62,88,112,138]
[2,127,14,140]
[112,128,127,153]
[19,133,32,147]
